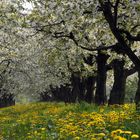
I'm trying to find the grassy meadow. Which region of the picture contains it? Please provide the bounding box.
[0,102,140,140]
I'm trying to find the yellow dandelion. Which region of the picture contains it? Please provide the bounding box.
[99,108,104,113]
[97,133,106,137]
[74,136,80,140]
[122,130,132,134]
[91,138,96,140]
[27,136,32,139]
[114,136,127,140]
[34,131,38,135]
[111,130,117,137]
[115,129,123,133]
[41,128,46,131]
[131,134,139,139]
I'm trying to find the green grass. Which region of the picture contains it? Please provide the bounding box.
[0,102,139,140]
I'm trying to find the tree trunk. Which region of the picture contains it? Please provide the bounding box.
[108,59,126,105]
[135,72,140,109]
[71,73,85,102]
[0,92,15,108]
[95,51,109,105]
[85,76,96,103]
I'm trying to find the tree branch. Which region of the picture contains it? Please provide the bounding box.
[52,30,118,52]
[52,31,79,46]
[113,0,120,27]
[99,0,140,70]
[131,24,140,32]
[125,66,137,77]
[31,20,65,29]
[0,59,12,76]
[119,29,140,41]
[79,44,115,52]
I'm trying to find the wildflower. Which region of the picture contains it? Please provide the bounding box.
[91,138,96,140]
[74,136,80,140]
[34,131,38,135]
[97,133,105,137]
[111,130,117,137]
[131,134,139,139]
[123,130,132,135]
[27,136,32,139]
[114,136,127,140]
[41,128,46,131]
[87,121,94,127]
[99,108,104,113]
[115,129,123,133]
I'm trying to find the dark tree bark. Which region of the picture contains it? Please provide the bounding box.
[49,84,72,102]
[108,59,126,105]
[85,76,96,103]
[109,59,137,105]
[0,91,15,108]
[135,72,140,108]
[95,51,110,105]
[71,73,85,102]
[83,54,96,103]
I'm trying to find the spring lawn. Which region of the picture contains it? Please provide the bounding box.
[0,102,140,140]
